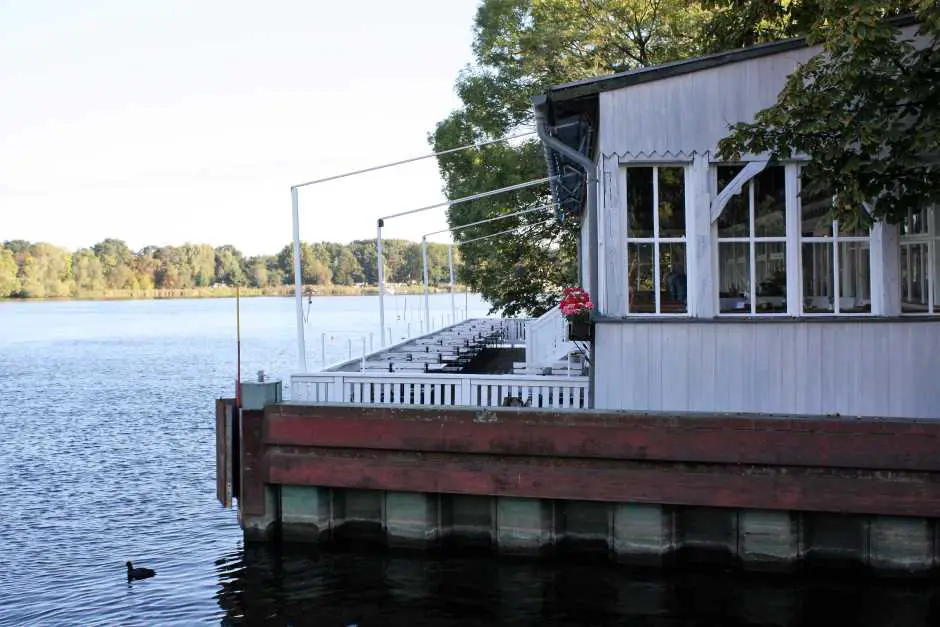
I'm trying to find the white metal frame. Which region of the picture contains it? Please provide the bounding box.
[797,167,872,316]
[624,164,689,315]
[714,164,788,316]
[900,206,938,315]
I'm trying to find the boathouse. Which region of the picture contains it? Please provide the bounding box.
[218,22,940,575]
[534,20,938,419]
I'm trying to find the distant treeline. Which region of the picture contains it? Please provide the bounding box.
[0,238,460,299]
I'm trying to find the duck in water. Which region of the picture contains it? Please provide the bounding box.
[126,561,156,581]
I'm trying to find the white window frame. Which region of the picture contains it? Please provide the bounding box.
[625,164,688,316]
[900,206,938,315]
[797,169,872,316]
[714,164,788,317]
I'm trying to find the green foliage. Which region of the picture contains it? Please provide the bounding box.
[717,1,935,227]
[0,238,460,299]
[0,249,19,297]
[432,0,714,316]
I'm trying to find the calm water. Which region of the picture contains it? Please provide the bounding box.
[1,295,939,626]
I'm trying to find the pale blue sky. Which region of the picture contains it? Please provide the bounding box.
[0,0,483,255]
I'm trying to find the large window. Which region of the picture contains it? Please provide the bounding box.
[626,166,687,314]
[900,207,938,314]
[799,173,871,314]
[716,165,787,314]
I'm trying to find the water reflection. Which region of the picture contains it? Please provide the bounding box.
[215,544,940,626]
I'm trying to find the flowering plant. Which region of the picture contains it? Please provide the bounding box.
[559,287,594,322]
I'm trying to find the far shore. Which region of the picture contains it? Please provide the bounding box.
[0,284,468,302]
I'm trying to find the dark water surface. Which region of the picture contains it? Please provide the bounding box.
[1,296,939,626]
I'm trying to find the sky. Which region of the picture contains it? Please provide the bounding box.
[0,0,484,256]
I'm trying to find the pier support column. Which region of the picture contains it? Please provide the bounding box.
[386,492,440,549]
[241,485,279,542]
[280,486,331,543]
[496,497,552,555]
[869,516,935,574]
[738,509,800,572]
[613,504,674,566]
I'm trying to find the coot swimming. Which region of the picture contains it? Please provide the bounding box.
[126,561,156,580]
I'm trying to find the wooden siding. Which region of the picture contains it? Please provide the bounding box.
[597,46,818,158]
[593,320,940,419]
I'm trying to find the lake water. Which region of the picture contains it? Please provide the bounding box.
[1,295,939,626]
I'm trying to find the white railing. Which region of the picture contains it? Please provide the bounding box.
[524,307,575,373]
[290,372,589,409]
[498,317,530,344]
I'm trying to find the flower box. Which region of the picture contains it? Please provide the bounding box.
[567,319,593,342]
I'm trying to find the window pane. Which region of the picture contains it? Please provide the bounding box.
[755,242,787,312]
[802,242,833,312]
[800,172,834,237]
[660,243,687,313]
[901,243,928,312]
[716,165,747,238]
[627,167,654,238]
[838,242,871,313]
[628,242,655,313]
[753,166,786,237]
[717,165,744,194]
[658,167,686,237]
[718,242,750,313]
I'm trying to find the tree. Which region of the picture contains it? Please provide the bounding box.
[214,245,246,286]
[717,1,935,227]
[431,0,711,316]
[73,248,106,292]
[0,248,17,297]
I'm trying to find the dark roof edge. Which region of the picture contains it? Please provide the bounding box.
[533,13,920,106]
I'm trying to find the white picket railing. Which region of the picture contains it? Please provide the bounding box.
[290,372,589,409]
[499,317,529,344]
[524,307,575,373]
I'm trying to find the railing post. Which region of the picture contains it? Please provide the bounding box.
[459,377,471,406]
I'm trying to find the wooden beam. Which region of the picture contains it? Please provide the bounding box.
[264,404,940,472]
[267,449,940,519]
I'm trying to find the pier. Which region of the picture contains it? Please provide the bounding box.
[218,391,940,575]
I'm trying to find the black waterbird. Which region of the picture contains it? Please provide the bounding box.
[126,561,156,580]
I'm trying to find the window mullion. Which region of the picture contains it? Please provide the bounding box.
[652,167,661,314]
[748,182,757,314]
[929,208,936,314]
[832,218,841,315]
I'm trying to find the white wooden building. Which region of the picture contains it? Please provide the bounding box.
[533,24,939,419]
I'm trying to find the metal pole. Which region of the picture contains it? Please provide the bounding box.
[377,220,386,347]
[291,187,307,371]
[347,338,352,360]
[421,236,430,333]
[369,332,374,352]
[321,332,326,369]
[235,284,241,409]
[361,337,366,373]
[291,131,536,190]
[448,244,456,324]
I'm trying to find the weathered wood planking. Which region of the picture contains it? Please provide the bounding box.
[594,319,940,419]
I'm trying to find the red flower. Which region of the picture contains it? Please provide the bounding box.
[559,287,594,320]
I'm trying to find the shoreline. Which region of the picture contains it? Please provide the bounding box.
[0,284,468,303]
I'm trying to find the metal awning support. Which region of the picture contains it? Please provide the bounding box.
[288,131,536,372]
[420,202,557,330]
[376,176,554,347]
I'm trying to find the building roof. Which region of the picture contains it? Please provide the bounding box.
[532,14,919,222]
[533,13,918,108]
